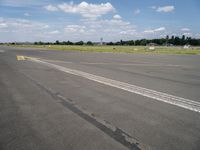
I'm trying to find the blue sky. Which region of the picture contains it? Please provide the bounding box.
[0,0,200,42]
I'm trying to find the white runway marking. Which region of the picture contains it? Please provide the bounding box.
[45,59,181,67]
[29,58,200,113]
[0,50,5,53]
[41,59,73,64]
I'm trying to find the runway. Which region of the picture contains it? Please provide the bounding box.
[1,46,200,150]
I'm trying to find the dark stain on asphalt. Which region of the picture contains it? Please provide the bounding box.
[20,71,144,150]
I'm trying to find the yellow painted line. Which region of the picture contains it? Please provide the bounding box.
[16,56,38,61]
[16,55,26,61]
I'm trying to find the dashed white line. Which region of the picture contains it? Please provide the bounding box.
[29,57,200,113]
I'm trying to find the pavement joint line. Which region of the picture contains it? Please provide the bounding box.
[81,62,182,67]
[28,57,200,113]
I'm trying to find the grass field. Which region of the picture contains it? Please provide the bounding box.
[9,45,200,55]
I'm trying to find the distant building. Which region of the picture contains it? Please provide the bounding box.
[147,43,158,46]
[147,43,157,50]
[94,42,106,46]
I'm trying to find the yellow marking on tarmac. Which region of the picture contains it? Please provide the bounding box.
[16,56,38,61]
[16,56,26,61]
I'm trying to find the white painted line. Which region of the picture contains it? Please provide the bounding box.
[41,59,73,64]
[44,59,182,67]
[0,50,5,53]
[29,58,200,113]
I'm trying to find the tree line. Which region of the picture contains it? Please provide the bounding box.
[2,35,200,46]
[34,40,88,45]
[107,35,200,46]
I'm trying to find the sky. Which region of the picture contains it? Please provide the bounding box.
[0,0,200,42]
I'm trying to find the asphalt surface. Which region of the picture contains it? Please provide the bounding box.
[0,46,200,150]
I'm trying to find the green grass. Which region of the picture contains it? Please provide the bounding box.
[9,44,200,55]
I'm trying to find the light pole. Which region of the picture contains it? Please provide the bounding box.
[100,37,103,45]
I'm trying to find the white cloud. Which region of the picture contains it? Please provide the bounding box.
[45,4,58,11]
[154,27,166,32]
[144,27,166,34]
[0,0,47,7]
[48,30,60,34]
[134,9,140,15]
[181,28,190,32]
[0,23,8,28]
[156,6,175,13]
[183,32,192,36]
[78,17,138,39]
[120,29,136,35]
[144,30,154,34]
[24,13,30,16]
[150,6,157,9]
[64,25,86,33]
[194,33,200,38]
[113,15,122,20]
[42,25,49,29]
[81,18,133,33]
[0,18,49,31]
[45,2,115,18]
[99,19,130,26]
[0,18,51,42]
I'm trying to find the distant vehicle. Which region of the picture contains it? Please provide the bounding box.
[149,46,155,50]
[183,44,191,49]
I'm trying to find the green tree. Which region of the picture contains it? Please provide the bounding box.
[140,39,147,45]
[174,37,181,45]
[169,35,175,45]
[181,35,186,45]
[55,40,60,45]
[126,40,135,46]
[75,41,84,45]
[86,41,93,45]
